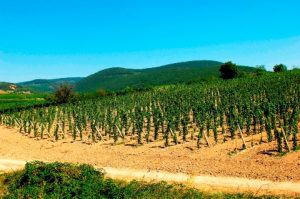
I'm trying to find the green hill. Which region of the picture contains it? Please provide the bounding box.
[0,82,15,91]
[75,60,255,92]
[18,77,83,93]
[0,82,35,94]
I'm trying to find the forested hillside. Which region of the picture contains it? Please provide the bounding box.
[75,60,255,92]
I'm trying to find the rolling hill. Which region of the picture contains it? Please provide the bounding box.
[18,77,83,93]
[0,82,34,94]
[75,60,255,92]
[0,82,16,91]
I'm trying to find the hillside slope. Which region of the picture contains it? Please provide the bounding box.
[18,77,83,93]
[0,82,16,91]
[0,82,21,94]
[75,60,254,92]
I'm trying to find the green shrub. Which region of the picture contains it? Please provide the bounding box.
[3,161,105,199]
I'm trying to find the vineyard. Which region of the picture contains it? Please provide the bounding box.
[0,93,49,112]
[0,72,300,154]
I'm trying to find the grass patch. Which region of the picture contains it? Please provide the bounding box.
[0,161,285,199]
[0,94,46,100]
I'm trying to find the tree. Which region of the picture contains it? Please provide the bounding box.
[54,84,74,103]
[219,61,238,79]
[273,64,287,72]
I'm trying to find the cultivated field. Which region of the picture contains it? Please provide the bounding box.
[1,72,300,197]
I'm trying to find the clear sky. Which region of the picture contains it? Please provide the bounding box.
[0,0,300,82]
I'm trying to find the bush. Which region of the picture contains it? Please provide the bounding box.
[273,64,287,73]
[3,161,105,198]
[54,84,75,103]
[255,65,267,76]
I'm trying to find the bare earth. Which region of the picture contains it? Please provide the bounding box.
[1,126,300,196]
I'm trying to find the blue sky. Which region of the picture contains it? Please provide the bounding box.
[0,0,300,82]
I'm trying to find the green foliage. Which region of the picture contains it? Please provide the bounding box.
[219,61,239,79]
[273,64,287,72]
[1,162,279,199]
[255,65,267,76]
[97,89,109,97]
[2,161,105,198]
[275,129,283,153]
[0,93,50,113]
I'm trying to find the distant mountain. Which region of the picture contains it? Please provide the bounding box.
[18,77,83,93]
[75,60,255,92]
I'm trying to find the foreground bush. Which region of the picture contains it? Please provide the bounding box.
[2,162,105,198]
[1,162,279,199]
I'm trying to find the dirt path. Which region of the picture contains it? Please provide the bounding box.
[0,159,26,172]
[1,158,300,196]
[102,167,300,196]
